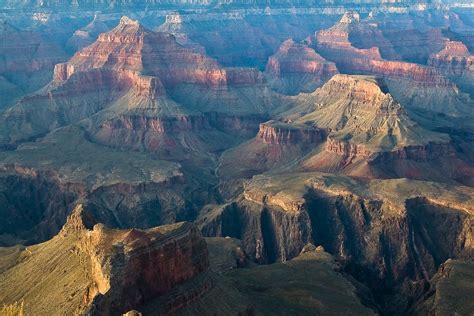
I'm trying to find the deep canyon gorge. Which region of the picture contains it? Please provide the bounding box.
[0,0,473,315]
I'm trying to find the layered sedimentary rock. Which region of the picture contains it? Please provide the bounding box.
[68,207,210,315]
[0,124,213,246]
[0,16,268,156]
[219,74,474,183]
[266,39,338,94]
[315,12,443,82]
[414,259,474,315]
[218,120,327,179]
[0,165,84,246]
[61,16,262,88]
[257,120,327,145]
[314,12,473,116]
[0,204,210,316]
[199,172,474,312]
[0,20,67,108]
[428,40,474,95]
[429,41,474,75]
[292,75,471,178]
[66,15,112,52]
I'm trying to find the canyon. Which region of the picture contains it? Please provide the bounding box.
[0,2,473,316]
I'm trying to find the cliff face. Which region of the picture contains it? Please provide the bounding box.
[92,114,211,152]
[293,75,452,159]
[69,211,210,315]
[428,41,474,95]
[0,20,68,108]
[257,120,327,145]
[199,173,474,312]
[266,39,338,94]
[0,161,204,247]
[428,41,473,73]
[0,204,210,316]
[0,165,85,246]
[315,15,447,84]
[0,16,268,154]
[312,12,474,116]
[60,17,262,89]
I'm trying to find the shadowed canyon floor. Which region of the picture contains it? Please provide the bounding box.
[0,2,473,315]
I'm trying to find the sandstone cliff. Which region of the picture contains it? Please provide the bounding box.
[199,172,474,313]
[0,204,210,315]
[266,39,338,94]
[314,12,473,116]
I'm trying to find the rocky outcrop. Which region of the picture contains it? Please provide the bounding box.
[64,207,210,315]
[428,41,474,74]
[0,20,67,108]
[0,203,210,316]
[266,39,338,94]
[92,114,211,152]
[0,165,85,246]
[61,17,262,89]
[0,161,204,247]
[257,120,327,145]
[428,41,474,95]
[199,173,474,312]
[293,75,452,160]
[413,259,474,315]
[325,137,372,164]
[315,12,453,86]
[368,142,456,164]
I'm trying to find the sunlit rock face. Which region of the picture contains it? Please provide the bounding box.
[265,39,338,94]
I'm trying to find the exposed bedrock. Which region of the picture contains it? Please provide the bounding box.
[207,112,268,138]
[325,137,457,164]
[257,120,328,145]
[265,39,338,94]
[91,114,212,152]
[61,205,210,316]
[199,189,473,313]
[0,165,206,246]
[0,165,85,246]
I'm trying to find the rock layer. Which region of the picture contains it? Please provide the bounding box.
[65,206,210,315]
[199,173,474,312]
[266,39,338,94]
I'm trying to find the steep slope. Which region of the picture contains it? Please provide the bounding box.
[428,40,474,96]
[220,75,473,184]
[0,20,68,109]
[265,38,338,95]
[0,205,210,315]
[0,126,204,247]
[198,172,474,313]
[0,17,270,166]
[314,12,473,118]
[166,244,376,315]
[293,75,473,183]
[414,259,474,315]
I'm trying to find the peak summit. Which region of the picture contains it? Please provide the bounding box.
[119,16,140,26]
[340,11,360,24]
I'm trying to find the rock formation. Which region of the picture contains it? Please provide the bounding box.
[428,40,474,96]
[199,172,474,313]
[265,39,338,94]
[0,204,210,316]
[314,12,473,116]
[0,16,270,165]
[0,20,67,109]
[219,74,474,184]
[257,120,327,145]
